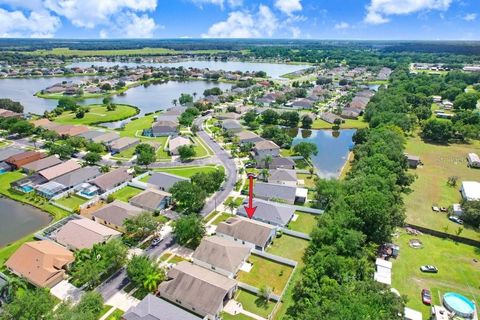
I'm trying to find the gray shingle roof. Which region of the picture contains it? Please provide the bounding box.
[254,182,297,204]
[129,188,171,211]
[216,216,275,248]
[147,172,189,192]
[90,168,132,192]
[268,169,297,182]
[123,294,201,320]
[20,155,62,172]
[92,200,142,228]
[236,198,295,226]
[0,147,23,162]
[53,166,101,189]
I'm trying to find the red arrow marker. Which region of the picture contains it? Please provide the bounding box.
[244,175,256,219]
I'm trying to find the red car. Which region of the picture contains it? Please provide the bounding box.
[422,289,432,305]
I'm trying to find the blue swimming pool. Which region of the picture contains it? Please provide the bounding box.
[21,185,34,193]
[443,292,476,318]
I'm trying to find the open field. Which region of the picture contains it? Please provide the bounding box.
[110,186,143,202]
[312,116,369,130]
[235,289,276,318]
[237,255,294,296]
[152,165,223,178]
[288,211,317,235]
[391,229,480,318]
[54,104,138,125]
[404,136,480,241]
[267,234,309,262]
[55,194,88,210]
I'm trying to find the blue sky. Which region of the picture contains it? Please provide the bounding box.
[0,0,478,40]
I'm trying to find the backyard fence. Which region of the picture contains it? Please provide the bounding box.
[281,228,311,240]
[251,250,297,268]
[238,282,282,302]
[50,201,74,213]
[404,223,480,247]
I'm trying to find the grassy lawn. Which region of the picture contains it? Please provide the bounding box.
[211,212,234,225]
[112,146,137,160]
[155,137,169,160]
[221,313,255,320]
[391,229,480,319]
[106,309,124,320]
[225,196,244,207]
[294,159,312,170]
[110,186,143,202]
[339,151,354,180]
[54,104,138,125]
[280,148,295,157]
[237,255,294,296]
[297,173,316,189]
[404,136,480,241]
[287,211,318,235]
[312,116,368,130]
[98,305,114,319]
[55,194,88,210]
[152,165,223,178]
[235,289,276,318]
[267,234,309,263]
[169,255,187,264]
[192,136,212,158]
[159,253,173,262]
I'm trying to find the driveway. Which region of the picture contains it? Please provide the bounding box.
[51,280,84,303]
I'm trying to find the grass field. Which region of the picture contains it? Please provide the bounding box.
[238,255,294,296]
[311,116,369,130]
[54,104,138,125]
[297,173,316,189]
[404,136,480,241]
[152,165,223,178]
[55,194,88,210]
[110,186,143,202]
[211,212,234,225]
[287,211,317,234]
[267,234,309,262]
[221,313,255,320]
[235,289,276,318]
[391,229,480,318]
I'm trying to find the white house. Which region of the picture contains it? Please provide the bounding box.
[460,181,480,201]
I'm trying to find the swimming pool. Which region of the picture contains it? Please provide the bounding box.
[443,292,476,318]
[20,185,34,193]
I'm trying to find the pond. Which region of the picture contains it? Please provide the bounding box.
[66,60,311,79]
[0,78,231,115]
[291,129,356,179]
[0,197,52,248]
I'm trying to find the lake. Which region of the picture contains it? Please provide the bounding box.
[292,129,356,179]
[66,60,311,79]
[0,197,51,248]
[0,78,231,114]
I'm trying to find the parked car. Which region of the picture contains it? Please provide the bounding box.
[151,238,162,247]
[421,289,432,305]
[245,162,255,168]
[448,216,464,225]
[420,265,438,273]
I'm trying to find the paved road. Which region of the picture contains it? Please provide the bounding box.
[96,116,237,300]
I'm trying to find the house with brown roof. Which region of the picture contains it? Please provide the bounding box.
[0,108,22,119]
[192,236,250,278]
[216,216,276,251]
[50,125,89,137]
[158,261,237,320]
[20,155,62,174]
[91,200,143,232]
[32,118,58,130]
[38,159,81,181]
[128,188,171,212]
[54,217,121,250]
[4,151,44,170]
[5,240,74,288]
[90,168,132,194]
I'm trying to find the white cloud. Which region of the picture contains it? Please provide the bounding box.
[275,0,302,16]
[290,26,301,38]
[334,22,350,30]
[190,0,242,9]
[463,13,477,21]
[0,8,60,37]
[202,5,278,38]
[365,0,452,24]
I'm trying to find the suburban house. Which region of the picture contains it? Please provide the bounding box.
[192,236,250,278]
[256,156,296,170]
[216,216,276,251]
[92,132,120,144]
[341,107,362,119]
[123,294,202,320]
[237,198,295,227]
[92,200,143,232]
[268,169,297,186]
[20,155,62,174]
[0,147,24,162]
[216,112,241,121]
[38,159,81,181]
[405,154,422,169]
[5,240,74,288]
[254,181,307,204]
[51,166,101,191]
[460,181,480,201]
[221,119,243,134]
[158,261,237,320]
[4,151,44,170]
[90,168,132,194]
[108,137,140,154]
[286,98,314,109]
[129,188,171,211]
[147,172,190,192]
[152,120,179,137]
[52,124,90,137]
[168,136,192,155]
[54,217,121,250]
[36,181,69,199]
[467,153,480,168]
[234,131,263,145]
[253,140,280,159]
[320,112,344,124]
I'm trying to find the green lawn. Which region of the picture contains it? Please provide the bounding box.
[112,146,137,160]
[119,113,156,138]
[211,212,234,225]
[110,186,143,202]
[287,211,318,235]
[237,255,294,295]
[169,255,187,264]
[235,289,276,318]
[152,165,223,178]
[391,229,480,319]
[221,313,255,320]
[192,136,212,158]
[55,194,88,210]
[312,116,368,130]
[106,309,124,320]
[54,104,138,125]
[294,159,312,170]
[98,305,114,319]
[225,196,244,207]
[267,234,309,263]
[297,173,317,189]
[159,253,173,262]
[404,136,480,241]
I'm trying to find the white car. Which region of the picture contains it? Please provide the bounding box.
[448,216,463,225]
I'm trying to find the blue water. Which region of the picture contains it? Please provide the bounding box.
[443,292,475,315]
[292,129,355,179]
[21,185,34,193]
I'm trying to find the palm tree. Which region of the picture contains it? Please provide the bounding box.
[143,272,162,292]
[30,137,38,150]
[172,99,177,106]
[226,201,237,215]
[260,168,270,182]
[263,155,273,169]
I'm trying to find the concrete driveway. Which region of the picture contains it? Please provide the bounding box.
[51,280,84,303]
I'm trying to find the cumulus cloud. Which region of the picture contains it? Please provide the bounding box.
[190,0,242,8]
[463,13,477,21]
[364,0,452,24]
[202,5,278,38]
[0,8,60,37]
[334,22,350,30]
[274,0,302,16]
[100,12,159,38]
